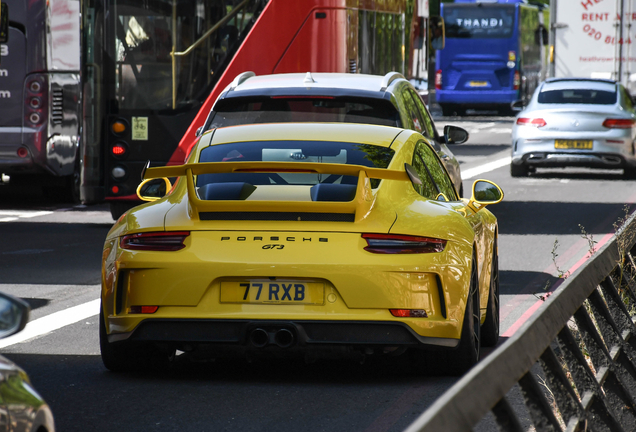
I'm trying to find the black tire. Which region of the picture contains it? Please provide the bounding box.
[99,306,138,372]
[99,305,170,372]
[444,254,481,375]
[410,253,481,376]
[440,104,455,117]
[510,163,529,177]
[481,241,500,347]
[624,167,636,179]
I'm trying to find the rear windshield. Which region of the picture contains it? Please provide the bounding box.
[444,5,515,39]
[206,97,401,130]
[538,89,617,105]
[197,140,395,188]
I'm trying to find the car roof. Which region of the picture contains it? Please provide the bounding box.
[541,78,618,92]
[219,72,407,99]
[203,122,408,149]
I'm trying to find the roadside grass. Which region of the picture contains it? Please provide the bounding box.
[535,205,635,425]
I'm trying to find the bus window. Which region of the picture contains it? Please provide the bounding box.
[113,1,257,111]
[0,3,7,44]
[444,5,514,39]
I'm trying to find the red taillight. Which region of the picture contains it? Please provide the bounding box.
[120,231,190,251]
[513,71,520,90]
[603,118,636,129]
[129,306,159,314]
[111,186,120,194]
[362,233,446,254]
[435,70,442,90]
[390,309,428,318]
[517,117,546,127]
[17,147,28,158]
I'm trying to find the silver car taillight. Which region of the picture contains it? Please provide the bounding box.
[603,119,635,129]
[517,117,546,127]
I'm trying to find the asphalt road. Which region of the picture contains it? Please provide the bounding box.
[0,116,634,432]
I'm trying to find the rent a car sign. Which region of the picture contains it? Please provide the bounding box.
[556,0,636,79]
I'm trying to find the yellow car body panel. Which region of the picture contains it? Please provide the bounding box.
[101,123,499,354]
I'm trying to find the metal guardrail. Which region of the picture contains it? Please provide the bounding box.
[405,213,636,432]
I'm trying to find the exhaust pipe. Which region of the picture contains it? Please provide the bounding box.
[274,329,295,348]
[250,328,269,348]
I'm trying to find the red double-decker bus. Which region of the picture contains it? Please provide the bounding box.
[80,0,414,218]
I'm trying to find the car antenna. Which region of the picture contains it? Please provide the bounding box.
[304,72,315,84]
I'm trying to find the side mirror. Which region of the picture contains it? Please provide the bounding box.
[0,292,29,339]
[0,3,8,45]
[511,99,526,112]
[444,125,469,144]
[136,177,172,202]
[468,179,504,211]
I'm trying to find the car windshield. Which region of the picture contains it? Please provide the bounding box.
[206,97,401,130]
[197,140,394,189]
[538,89,617,105]
[444,5,515,39]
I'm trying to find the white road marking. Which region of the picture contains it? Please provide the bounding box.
[472,122,496,130]
[461,156,512,180]
[0,299,100,348]
[0,210,52,222]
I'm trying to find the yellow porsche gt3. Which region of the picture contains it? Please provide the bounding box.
[99,122,502,375]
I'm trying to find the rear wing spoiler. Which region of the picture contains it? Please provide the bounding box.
[142,161,411,221]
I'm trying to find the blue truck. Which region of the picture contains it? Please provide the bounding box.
[435,0,548,116]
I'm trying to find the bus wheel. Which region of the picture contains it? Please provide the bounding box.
[109,202,136,220]
[440,104,456,117]
[63,170,81,204]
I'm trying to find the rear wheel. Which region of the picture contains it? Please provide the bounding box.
[410,253,480,376]
[510,163,529,177]
[624,167,636,179]
[445,254,481,375]
[440,104,457,117]
[481,241,500,347]
[99,305,171,372]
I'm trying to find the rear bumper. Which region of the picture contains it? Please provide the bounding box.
[437,90,517,105]
[109,318,460,348]
[512,133,636,169]
[512,152,633,169]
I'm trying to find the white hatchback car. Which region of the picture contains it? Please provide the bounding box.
[198,72,468,196]
[511,78,636,177]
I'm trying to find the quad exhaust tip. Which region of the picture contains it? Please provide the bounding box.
[249,328,269,348]
[249,328,296,348]
[274,329,295,348]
